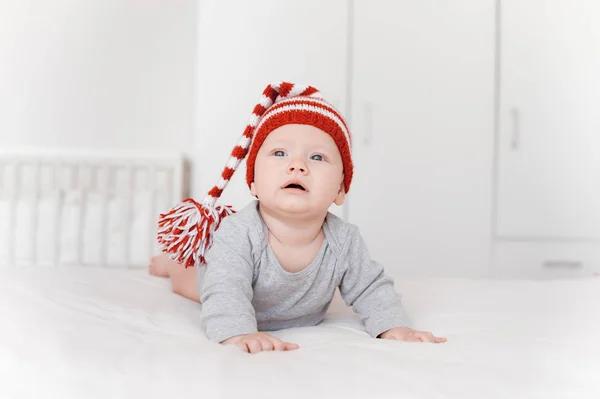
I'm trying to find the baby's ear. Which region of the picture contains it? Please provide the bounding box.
[333,181,346,206]
[250,182,258,197]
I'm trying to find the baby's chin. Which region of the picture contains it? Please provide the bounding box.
[265,196,329,217]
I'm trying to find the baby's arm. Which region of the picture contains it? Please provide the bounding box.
[339,226,445,343]
[200,218,298,353]
[338,226,411,338]
[200,218,258,342]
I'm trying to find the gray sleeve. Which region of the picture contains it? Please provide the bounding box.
[338,226,411,338]
[199,217,258,343]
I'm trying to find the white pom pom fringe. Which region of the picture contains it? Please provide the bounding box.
[157,198,234,268]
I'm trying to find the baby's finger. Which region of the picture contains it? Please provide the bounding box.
[414,332,434,342]
[434,337,447,343]
[236,342,250,353]
[269,337,286,351]
[283,341,299,351]
[245,339,263,354]
[259,337,274,351]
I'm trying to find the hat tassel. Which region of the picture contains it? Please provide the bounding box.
[157,198,234,268]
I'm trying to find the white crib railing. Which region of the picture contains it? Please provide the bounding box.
[0,149,187,268]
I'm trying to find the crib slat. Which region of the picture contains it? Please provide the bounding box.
[53,162,63,267]
[8,162,19,266]
[30,161,41,266]
[122,166,134,267]
[99,166,112,267]
[75,164,85,266]
[148,166,158,259]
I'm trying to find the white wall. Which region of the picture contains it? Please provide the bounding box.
[0,0,196,153]
[193,0,349,210]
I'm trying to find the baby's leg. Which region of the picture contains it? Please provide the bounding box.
[149,254,201,303]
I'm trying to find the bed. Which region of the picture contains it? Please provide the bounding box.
[1,150,599,399]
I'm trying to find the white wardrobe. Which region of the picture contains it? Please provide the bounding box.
[493,0,600,279]
[194,0,600,279]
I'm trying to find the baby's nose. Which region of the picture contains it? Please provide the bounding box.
[288,164,306,173]
[288,159,307,174]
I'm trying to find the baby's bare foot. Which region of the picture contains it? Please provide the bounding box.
[148,254,175,277]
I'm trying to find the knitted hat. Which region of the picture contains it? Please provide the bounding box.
[157,81,353,267]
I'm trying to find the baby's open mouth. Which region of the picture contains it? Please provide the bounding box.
[282,181,307,191]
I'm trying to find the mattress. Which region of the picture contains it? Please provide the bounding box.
[1,266,599,399]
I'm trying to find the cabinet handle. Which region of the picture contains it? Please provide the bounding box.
[364,103,373,145]
[542,260,583,269]
[510,107,520,150]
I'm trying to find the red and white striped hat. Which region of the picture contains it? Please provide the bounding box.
[157,81,353,267]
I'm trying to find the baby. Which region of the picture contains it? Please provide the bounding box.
[150,82,446,353]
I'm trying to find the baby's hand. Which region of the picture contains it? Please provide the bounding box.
[221,332,299,354]
[379,327,447,343]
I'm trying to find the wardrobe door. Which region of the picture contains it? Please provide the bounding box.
[497,0,600,240]
[349,1,495,277]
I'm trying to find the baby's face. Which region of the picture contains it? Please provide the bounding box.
[250,124,345,216]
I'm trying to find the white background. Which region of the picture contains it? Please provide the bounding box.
[0,0,196,153]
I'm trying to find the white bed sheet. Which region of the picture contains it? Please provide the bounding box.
[1,266,599,399]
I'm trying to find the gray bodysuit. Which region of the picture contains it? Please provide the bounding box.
[198,201,411,343]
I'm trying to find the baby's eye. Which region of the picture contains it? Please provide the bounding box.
[273,150,286,157]
[310,154,324,161]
